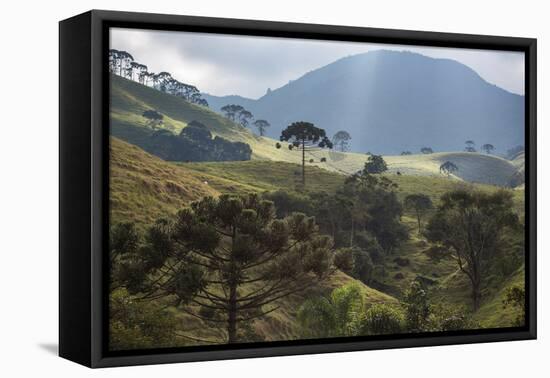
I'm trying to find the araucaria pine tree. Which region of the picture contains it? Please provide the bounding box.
[117,194,335,343]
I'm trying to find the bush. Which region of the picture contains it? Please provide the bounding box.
[109,288,178,350]
[503,285,525,326]
[360,304,405,335]
[427,303,473,332]
[394,272,405,280]
[402,281,430,332]
[393,257,410,267]
[262,190,314,218]
[334,248,354,274]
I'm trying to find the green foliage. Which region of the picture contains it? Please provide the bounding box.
[425,189,520,310]
[402,281,430,332]
[503,285,525,326]
[364,154,388,174]
[110,288,178,350]
[297,283,364,338]
[116,119,252,162]
[360,304,405,335]
[262,190,314,218]
[116,193,335,343]
[142,109,164,129]
[427,303,474,332]
[439,161,458,176]
[280,121,333,186]
[404,193,433,232]
[420,147,433,154]
[334,248,354,273]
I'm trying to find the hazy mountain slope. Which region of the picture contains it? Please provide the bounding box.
[204,50,524,155]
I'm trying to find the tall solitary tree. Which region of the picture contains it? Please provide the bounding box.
[278,121,333,187]
[404,194,433,232]
[482,144,495,154]
[253,119,270,136]
[332,131,352,152]
[118,194,335,343]
[424,189,519,310]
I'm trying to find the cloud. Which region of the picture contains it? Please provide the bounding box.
[110,27,524,99]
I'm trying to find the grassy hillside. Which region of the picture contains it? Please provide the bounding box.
[111,74,522,187]
[110,76,525,340]
[110,137,219,227]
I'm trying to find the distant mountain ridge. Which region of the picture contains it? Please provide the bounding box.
[203,50,524,155]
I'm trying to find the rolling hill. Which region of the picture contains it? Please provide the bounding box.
[111,74,523,187]
[111,137,525,335]
[203,50,525,155]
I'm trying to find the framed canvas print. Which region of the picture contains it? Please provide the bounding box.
[59,10,537,368]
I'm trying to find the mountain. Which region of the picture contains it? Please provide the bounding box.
[203,50,524,155]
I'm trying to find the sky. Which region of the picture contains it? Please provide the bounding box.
[110,27,525,99]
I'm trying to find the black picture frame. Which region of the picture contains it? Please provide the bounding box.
[59,9,537,368]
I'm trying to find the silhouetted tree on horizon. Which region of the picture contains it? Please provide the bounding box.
[333,131,352,152]
[278,121,333,187]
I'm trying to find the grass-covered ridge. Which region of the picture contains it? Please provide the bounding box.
[110,137,219,227]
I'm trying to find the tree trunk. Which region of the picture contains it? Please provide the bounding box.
[301,139,306,187]
[227,281,238,343]
[350,217,354,248]
[472,281,481,311]
[416,211,422,233]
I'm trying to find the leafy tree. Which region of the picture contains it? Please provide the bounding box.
[401,151,412,155]
[119,194,335,343]
[332,131,352,152]
[359,304,405,335]
[420,147,433,154]
[364,154,388,174]
[142,109,164,129]
[279,121,333,187]
[261,190,314,218]
[333,248,354,273]
[424,189,519,310]
[465,140,476,152]
[110,288,178,350]
[179,120,212,142]
[238,110,254,128]
[110,222,141,293]
[253,119,270,136]
[427,303,473,332]
[333,247,374,284]
[439,161,458,177]
[402,281,430,332]
[502,285,525,326]
[404,194,433,232]
[482,143,495,154]
[297,283,364,338]
[343,173,407,254]
[220,104,244,122]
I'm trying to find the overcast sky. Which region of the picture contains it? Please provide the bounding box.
[110,27,525,99]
